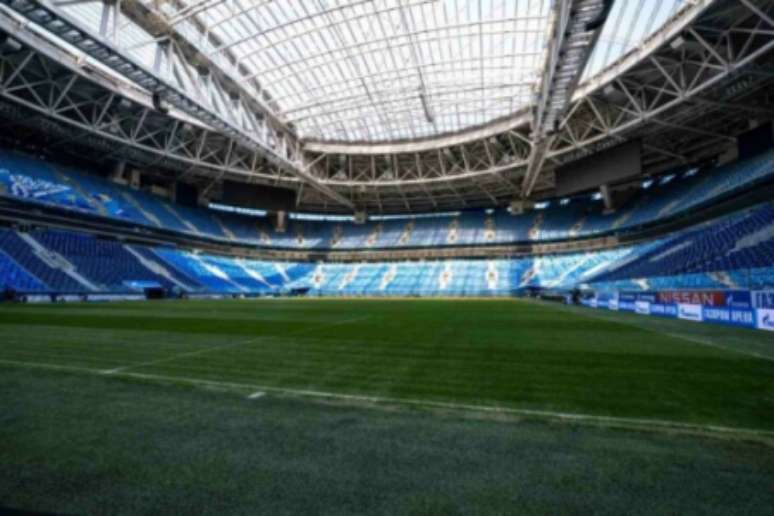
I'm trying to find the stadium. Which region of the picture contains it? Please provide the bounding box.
[0,0,773,513]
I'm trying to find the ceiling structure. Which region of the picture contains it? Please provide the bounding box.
[162,0,550,143]
[0,0,773,213]
[60,0,688,143]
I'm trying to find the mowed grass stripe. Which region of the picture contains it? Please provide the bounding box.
[0,360,772,444]
[552,301,774,361]
[133,354,769,427]
[1,299,773,431]
[0,324,262,370]
[2,367,773,515]
[0,305,341,323]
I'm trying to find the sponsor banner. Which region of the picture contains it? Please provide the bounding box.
[595,292,614,303]
[589,298,598,308]
[724,291,752,310]
[619,292,656,303]
[677,303,703,322]
[658,291,727,306]
[702,307,756,328]
[60,295,85,302]
[636,292,657,303]
[88,294,145,302]
[596,299,609,309]
[188,293,228,300]
[752,290,774,309]
[757,309,774,332]
[648,303,677,317]
[588,295,771,332]
[25,295,53,304]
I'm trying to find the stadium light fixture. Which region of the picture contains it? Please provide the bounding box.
[208,203,267,217]
[659,174,675,185]
[670,35,686,50]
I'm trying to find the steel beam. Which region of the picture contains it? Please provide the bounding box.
[521,0,612,198]
[1,0,354,209]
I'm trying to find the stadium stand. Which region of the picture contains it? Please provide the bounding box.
[0,230,86,292]
[587,203,774,291]
[33,231,176,291]
[2,148,774,250]
[0,249,47,292]
[1,198,773,298]
[0,199,772,299]
[1,141,774,301]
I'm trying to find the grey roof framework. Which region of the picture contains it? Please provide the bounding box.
[56,0,686,143]
[0,0,772,214]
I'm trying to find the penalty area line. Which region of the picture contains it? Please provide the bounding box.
[100,315,372,376]
[1,357,773,442]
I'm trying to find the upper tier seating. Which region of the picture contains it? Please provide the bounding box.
[2,147,773,250]
[0,154,95,214]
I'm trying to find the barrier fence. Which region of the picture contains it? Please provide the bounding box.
[584,289,774,331]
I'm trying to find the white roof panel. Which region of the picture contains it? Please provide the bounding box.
[61,0,688,143]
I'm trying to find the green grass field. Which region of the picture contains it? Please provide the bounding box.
[1,298,773,514]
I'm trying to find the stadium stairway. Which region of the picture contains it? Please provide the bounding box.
[124,245,196,291]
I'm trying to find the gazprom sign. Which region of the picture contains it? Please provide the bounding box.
[757,309,774,332]
[752,290,774,309]
[592,289,773,331]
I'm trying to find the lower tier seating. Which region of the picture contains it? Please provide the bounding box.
[0,201,772,296]
[0,250,47,291]
[588,203,774,290]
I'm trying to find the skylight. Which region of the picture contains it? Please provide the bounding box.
[59,0,689,144]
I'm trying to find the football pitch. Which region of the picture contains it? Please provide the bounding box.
[1,298,773,514]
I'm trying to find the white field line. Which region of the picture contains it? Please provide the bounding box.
[0,356,772,441]
[542,301,774,363]
[101,315,370,375]
[656,331,774,363]
[100,336,262,375]
[0,358,98,375]
[247,391,265,399]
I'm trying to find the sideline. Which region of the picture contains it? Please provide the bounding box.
[0,357,772,444]
[532,299,774,362]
